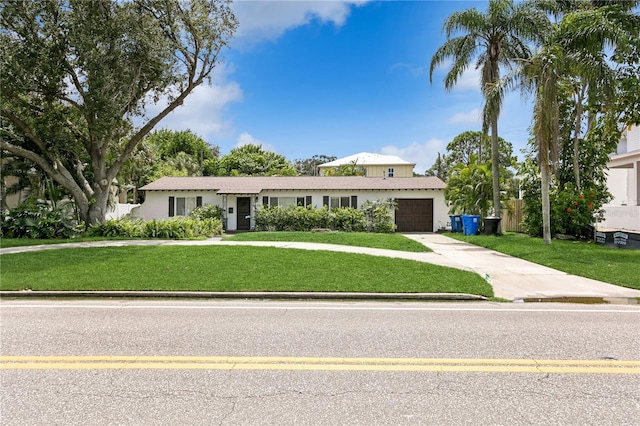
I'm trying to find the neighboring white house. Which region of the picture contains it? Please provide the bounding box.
[318,153,415,177]
[601,125,640,231]
[134,176,447,232]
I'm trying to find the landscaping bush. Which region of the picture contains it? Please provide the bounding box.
[256,206,331,231]
[189,205,224,221]
[332,207,367,232]
[255,201,394,233]
[522,181,607,240]
[88,217,222,239]
[142,217,222,239]
[87,218,145,238]
[360,198,397,233]
[1,202,82,239]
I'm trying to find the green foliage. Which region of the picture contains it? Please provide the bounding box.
[1,202,82,239]
[255,200,397,233]
[215,144,297,176]
[255,206,333,231]
[294,154,337,176]
[224,232,430,253]
[331,208,368,232]
[360,198,398,233]
[189,205,225,221]
[0,246,493,296]
[520,158,610,240]
[445,160,494,217]
[146,129,217,161]
[87,217,222,239]
[323,160,367,176]
[0,0,237,225]
[87,218,145,238]
[426,131,517,182]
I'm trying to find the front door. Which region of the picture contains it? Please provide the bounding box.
[237,197,251,230]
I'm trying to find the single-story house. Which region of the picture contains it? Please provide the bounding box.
[318,152,416,177]
[134,176,447,232]
[601,125,640,232]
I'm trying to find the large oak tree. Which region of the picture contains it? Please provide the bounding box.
[0,0,237,225]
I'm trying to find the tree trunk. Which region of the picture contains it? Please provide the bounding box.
[573,89,584,192]
[490,114,501,219]
[541,162,552,244]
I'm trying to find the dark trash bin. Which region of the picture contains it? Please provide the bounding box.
[450,215,462,233]
[461,215,481,235]
[483,217,502,235]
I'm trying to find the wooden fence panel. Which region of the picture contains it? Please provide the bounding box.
[501,199,525,233]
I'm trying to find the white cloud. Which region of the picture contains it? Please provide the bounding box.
[234,132,277,153]
[380,138,446,175]
[389,62,424,77]
[232,0,370,43]
[448,108,481,125]
[141,65,243,142]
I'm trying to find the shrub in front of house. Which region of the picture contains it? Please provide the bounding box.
[1,202,83,239]
[189,205,224,222]
[87,217,145,238]
[360,198,397,233]
[255,204,390,233]
[88,217,222,239]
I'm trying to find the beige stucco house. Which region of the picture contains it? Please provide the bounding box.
[134,176,446,232]
[317,153,415,177]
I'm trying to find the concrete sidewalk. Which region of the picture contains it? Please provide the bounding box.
[2,234,639,302]
[403,234,640,301]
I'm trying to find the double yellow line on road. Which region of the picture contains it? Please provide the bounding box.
[1,356,639,374]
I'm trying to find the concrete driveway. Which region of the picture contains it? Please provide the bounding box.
[403,234,640,301]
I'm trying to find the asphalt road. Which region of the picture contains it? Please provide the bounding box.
[1,299,639,425]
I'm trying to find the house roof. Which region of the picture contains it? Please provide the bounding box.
[318,152,415,168]
[139,176,445,193]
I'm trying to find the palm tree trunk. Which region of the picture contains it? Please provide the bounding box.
[573,88,584,191]
[541,161,552,244]
[491,114,501,219]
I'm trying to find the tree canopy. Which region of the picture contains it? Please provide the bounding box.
[430,0,548,220]
[205,144,298,176]
[294,155,337,176]
[0,0,237,225]
[425,131,516,183]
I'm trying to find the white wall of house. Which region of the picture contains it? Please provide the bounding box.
[106,203,140,220]
[601,125,640,231]
[134,189,447,232]
[132,191,219,220]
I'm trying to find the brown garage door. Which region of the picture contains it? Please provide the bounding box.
[395,199,433,232]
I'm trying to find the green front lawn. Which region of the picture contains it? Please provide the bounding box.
[223,231,430,252]
[447,232,640,290]
[0,245,492,296]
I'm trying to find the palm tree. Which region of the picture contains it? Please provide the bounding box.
[430,0,547,222]
[517,0,639,244]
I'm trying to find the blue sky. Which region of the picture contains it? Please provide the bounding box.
[155,0,534,173]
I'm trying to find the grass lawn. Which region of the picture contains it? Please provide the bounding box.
[0,245,492,296]
[223,232,430,252]
[447,232,640,290]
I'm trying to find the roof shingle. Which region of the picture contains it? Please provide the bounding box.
[139,176,445,192]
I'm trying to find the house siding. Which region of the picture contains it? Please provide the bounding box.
[318,164,414,177]
[135,188,447,232]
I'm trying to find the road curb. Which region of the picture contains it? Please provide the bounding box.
[0,291,488,301]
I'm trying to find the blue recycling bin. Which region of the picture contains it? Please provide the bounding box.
[449,215,462,233]
[462,215,481,235]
